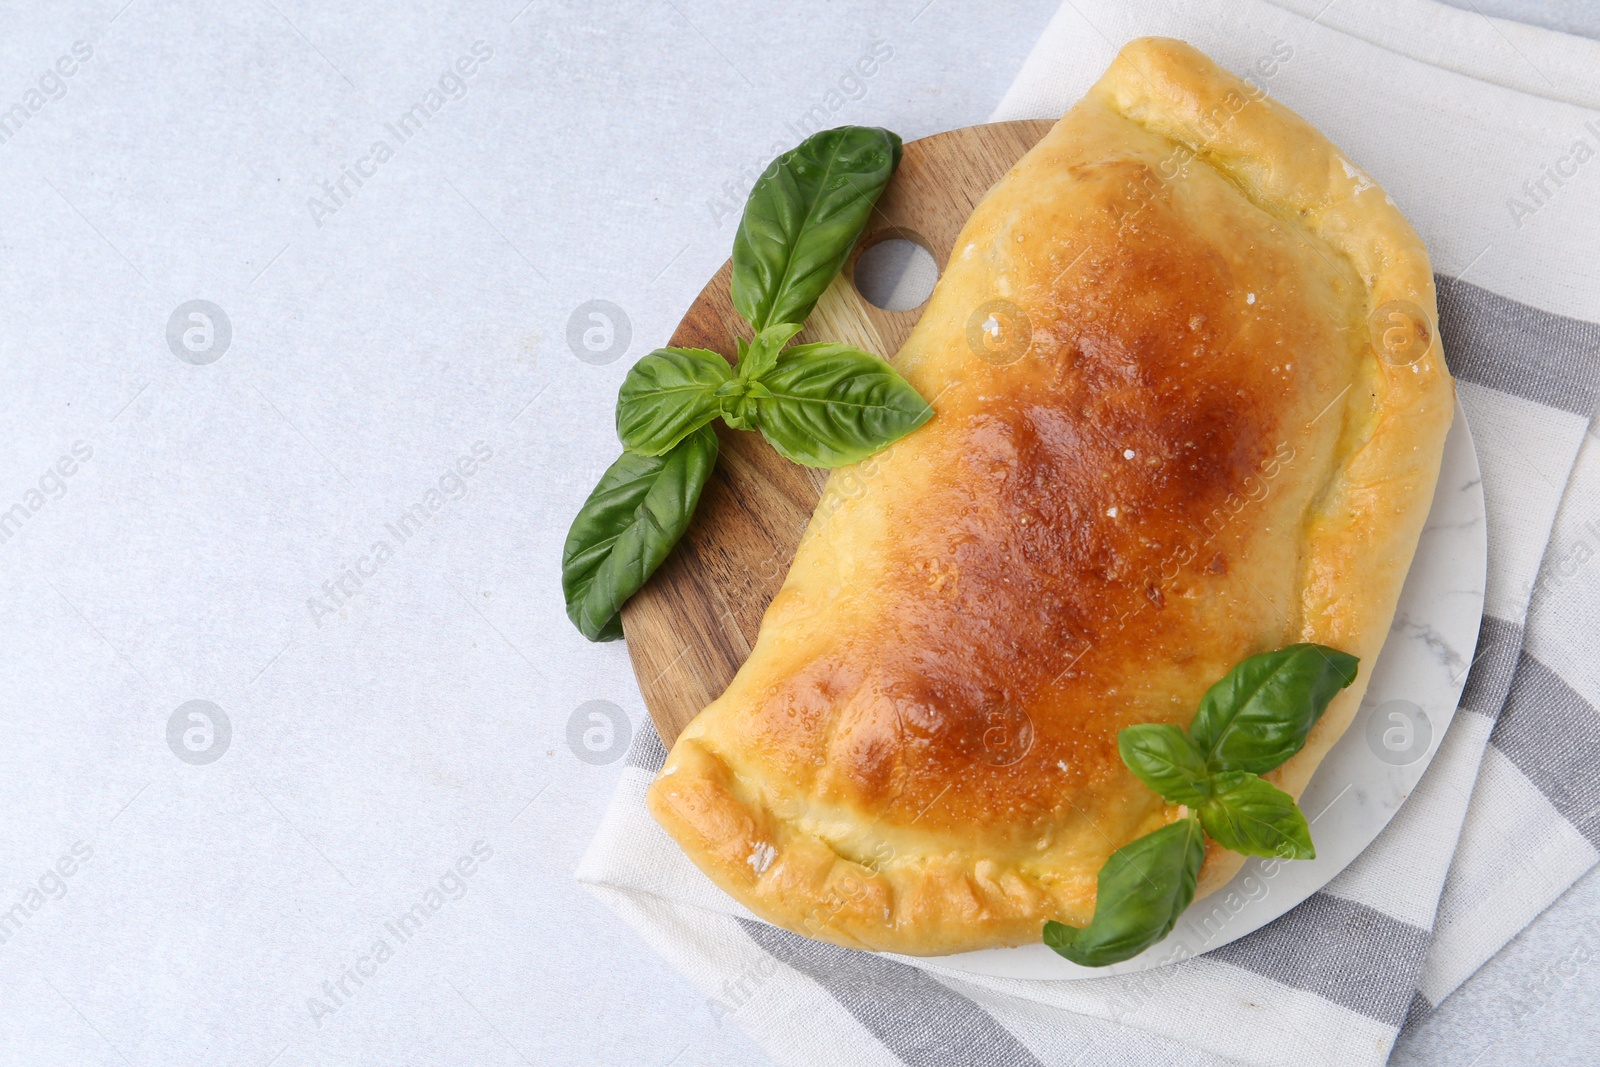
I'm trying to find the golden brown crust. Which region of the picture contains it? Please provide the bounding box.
[648,37,1454,955]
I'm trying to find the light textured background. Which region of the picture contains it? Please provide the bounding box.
[0,2,1591,1065]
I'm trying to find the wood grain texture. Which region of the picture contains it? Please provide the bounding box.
[620,119,1054,747]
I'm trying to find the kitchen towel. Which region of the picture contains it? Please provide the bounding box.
[577,1,1600,1063]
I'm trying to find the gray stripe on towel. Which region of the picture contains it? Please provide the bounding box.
[626,723,669,772]
[1490,652,1600,849]
[1400,989,1433,1033]
[1459,614,1525,718]
[737,918,1046,1067]
[1209,892,1432,1026]
[1435,274,1600,417]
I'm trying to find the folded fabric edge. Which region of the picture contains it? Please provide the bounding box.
[1259,0,1600,107]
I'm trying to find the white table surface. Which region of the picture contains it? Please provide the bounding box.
[0,2,1593,1065]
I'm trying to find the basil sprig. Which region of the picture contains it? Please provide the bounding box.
[564,125,929,641]
[1044,644,1358,967]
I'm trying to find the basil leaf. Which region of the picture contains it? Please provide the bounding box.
[744,342,932,467]
[616,348,734,456]
[718,380,762,432]
[1043,816,1205,967]
[561,426,718,641]
[731,126,902,331]
[1198,771,1315,860]
[1188,644,1359,775]
[1118,724,1211,806]
[737,321,805,383]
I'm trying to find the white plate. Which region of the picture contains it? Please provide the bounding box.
[912,398,1486,980]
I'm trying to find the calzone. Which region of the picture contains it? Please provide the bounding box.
[648,37,1454,955]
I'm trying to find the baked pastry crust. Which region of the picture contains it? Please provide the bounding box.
[647,37,1454,956]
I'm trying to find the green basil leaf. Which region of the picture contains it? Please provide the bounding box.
[744,342,932,467]
[737,321,805,383]
[1188,644,1359,775]
[1118,724,1211,806]
[1198,771,1315,860]
[561,426,718,641]
[1043,816,1205,967]
[718,386,757,431]
[615,348,734,456]
[731,126,902,331]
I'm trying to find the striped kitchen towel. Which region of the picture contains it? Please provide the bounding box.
[578,1,1600,1063]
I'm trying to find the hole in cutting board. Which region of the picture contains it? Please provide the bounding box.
[852,235,939,312]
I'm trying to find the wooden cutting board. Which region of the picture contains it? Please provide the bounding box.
[620,119,1054,747]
